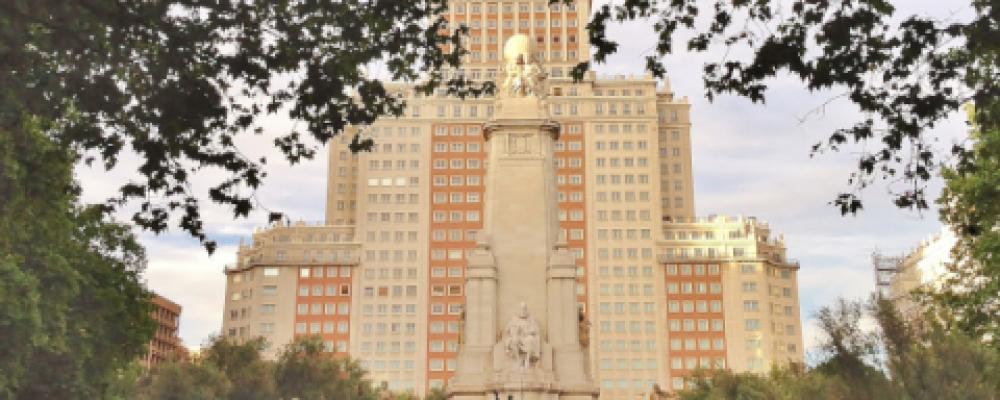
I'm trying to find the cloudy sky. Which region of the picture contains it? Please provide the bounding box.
[76,0,973,357]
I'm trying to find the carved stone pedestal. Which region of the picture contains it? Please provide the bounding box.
[447,33,598,400]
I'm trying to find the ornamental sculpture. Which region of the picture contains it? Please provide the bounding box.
[503,302,541,370]
[501,34,546,98]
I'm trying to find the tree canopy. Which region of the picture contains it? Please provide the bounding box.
[0,118,154,398]
[2,0,995,251]
[582,0,998,215]
[0,0,480,252]
[134,336,410,400]
[676,298,1000,400]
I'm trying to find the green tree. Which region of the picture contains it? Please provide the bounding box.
[424,388,448,400]
[137,360,232,400]
[3,0,995,252]
[677,298,1000,400]
[105,361,147,400]
[934,103,1000,346]
[201,336,278,400]
[274,336,377,400]
[0,0,478,251]
[0,119,154,398]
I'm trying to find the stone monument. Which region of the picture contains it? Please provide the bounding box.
[447,34,599,400]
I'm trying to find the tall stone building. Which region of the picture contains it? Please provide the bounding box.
[221,1,802,398]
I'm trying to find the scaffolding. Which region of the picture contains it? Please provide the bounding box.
[872,251,905,298]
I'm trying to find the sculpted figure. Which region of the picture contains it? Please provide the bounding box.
[500,34,546,98]
[503,302,541,369]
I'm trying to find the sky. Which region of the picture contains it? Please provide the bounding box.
[75,0,974,357]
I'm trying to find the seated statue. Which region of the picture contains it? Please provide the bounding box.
[503,302,541,370]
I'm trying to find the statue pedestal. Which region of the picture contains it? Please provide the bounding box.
[448,32,597,400]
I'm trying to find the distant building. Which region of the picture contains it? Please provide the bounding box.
[658,215,804,385]
[144,294,185,368]
[886,227,958,319]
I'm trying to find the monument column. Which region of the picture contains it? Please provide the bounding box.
[449,33,598,400]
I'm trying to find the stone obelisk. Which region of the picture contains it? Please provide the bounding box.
[448,34,598,400]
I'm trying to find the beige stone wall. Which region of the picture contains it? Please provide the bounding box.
[325,130,359,225]
[658,216,804,390]
[221,224,360,359]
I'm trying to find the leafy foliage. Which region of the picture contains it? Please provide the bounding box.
[0,0,488,252]
[135,336,399,400]
[677,298,1000,400]
[0,118,155,398]
[138,359,232,400]
[580,0,998,214]
[202,336,277,400]
[274,336,378,400]
[932,102,1000,347]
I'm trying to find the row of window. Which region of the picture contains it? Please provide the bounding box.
[431,175,482,186]
[360,303,418,316]
[362,267,419,280]
[274,250,355,263]
[594,209,654,222]
[668,318,725,332]
[432,142,483,152]
[432,158,482,169]
[670,356,726,370]
[595,141,652,154]
[294,321,350,335]
[364,211,421,223]
[597,228,654,241]
[363,249,420,262]
[592,102,649,116]
[464,51,579,65]
[430,284,463,296]
[595,247,655,260]
[665,264,722,277]
[669,337,725,352]
[594,157,649,168]
[428,358,457,372]
[266,232,354,244]
[666,282,723,295]
[451,1,578,13]
[364,230,420,243]
[360,126,421,138]
[294,302,351,316]
[298,266,352,279]
[431,210,481,223]
[432,192,482,204]
[366,176,420,187]
[361,322,419,335]
[298,284,352,297]
[600,379,661,391]
[667,300,724,314]
[359,341,417,353]
[599,359,658,371]
[368,159,421,171]
[429,303,464,315]
[598,339,657,352]
[360,358,417,371]
[428,340,460,353]
[598,282,656,297]
[597,191,653,203]
[456,18,578,31]
[598,302,658,315]
[597,265,655,278]
[361,285,420,298]
[596,174,651,185]
[598,320,657,334]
